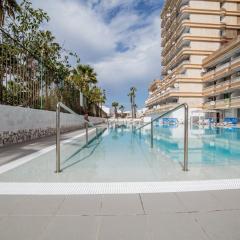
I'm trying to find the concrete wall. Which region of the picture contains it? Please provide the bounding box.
[0,105,105,147]
[190,1,220,10]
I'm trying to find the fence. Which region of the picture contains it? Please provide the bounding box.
[0,29,107,118]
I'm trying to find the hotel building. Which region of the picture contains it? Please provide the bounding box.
[145,0,240,118]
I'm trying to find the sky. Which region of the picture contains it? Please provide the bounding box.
[31,0,164,110]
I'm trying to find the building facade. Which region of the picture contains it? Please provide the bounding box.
[145,0,240,118]
[203,36,240,120]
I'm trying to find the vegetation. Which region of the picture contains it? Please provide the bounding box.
[128,87,137,118]
[112,102,119,118]
[119,105,125,117]
[0,0,20,26]
[0,0,106,116]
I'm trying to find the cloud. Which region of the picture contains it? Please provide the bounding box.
[32,0,116,62]
[94,14,161,89]
[31,0,163,108]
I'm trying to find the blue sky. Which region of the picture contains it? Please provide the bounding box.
[32,0,164,110]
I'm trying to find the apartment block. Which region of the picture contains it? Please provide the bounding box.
[203,36,240,120]
[145,0,240,117]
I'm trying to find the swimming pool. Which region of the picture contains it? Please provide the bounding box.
[0,123,240,183]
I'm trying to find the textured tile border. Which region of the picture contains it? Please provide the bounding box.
[0,126,84,147]
[0,179,240,195]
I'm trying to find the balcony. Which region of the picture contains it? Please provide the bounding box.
[162,46,191,68]
[161,3,190,38]
[231,96,240,108]
[203,96,240,110]
[145,88,180,107]
[231,56,240,65]
[203,77,240,96]
[145,103,179,115]
[162,33,191,57]
[203,56,240,82]
[231,76,240,86]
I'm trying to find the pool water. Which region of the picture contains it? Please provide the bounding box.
[0,124,240,182]
[146,124,240,166]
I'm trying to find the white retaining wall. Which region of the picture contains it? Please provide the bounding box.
[0,105,105,146]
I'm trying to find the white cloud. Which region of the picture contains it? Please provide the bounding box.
[32,0,116,62]
[94,15,161,89]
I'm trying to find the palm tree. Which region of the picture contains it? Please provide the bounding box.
[68,64,98,112]
[112,102,119,118]
[119,105,125,118]
[128,87,137,118]
[0,0,20,26]
[69,64,97,94]
[99,89,106,117]
[87,86,106,117]
[133,103,137,118]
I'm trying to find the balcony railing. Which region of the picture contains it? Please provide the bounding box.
[231,96,240,107]
[145,103,179,115]
[203,96,240,109]
[145,88,180,107]
[216,62,230,72]
[231,76,240,84]
[231,56,240,65]
[203,56,240,82]
[203,77,240,96]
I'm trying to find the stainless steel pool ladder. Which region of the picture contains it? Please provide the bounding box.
[136,103,189,171]
[56,102,96,173]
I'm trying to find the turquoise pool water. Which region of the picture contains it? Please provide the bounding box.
[0,123,240,182]
[142,124,240,166]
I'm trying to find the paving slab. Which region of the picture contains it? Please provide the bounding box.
[98,215,147,240]
[195,211,240,240]
[176,191,224,212]
[0,216,52,240]
[40,216,100,240]
[0,195,20,215]
[140,193,187,214]
[56,195,101,216]
[210,189,240,210]
[101,194,144,215]
[8,195,65,216]
[147,213,209,240]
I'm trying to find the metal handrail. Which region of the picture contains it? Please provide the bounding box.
[136,103,189,171]
[56,102,96,173]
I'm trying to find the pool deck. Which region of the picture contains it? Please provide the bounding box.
[0,190,240,240]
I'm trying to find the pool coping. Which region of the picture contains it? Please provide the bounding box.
[0,179,240,194]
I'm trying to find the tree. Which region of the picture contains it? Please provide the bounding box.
[112,102,119,118]
[0,0,103,117]
[0,0,20,26]
[99,89,106,117]
[68,64,100,114]
[119,105,125,118]
[128,87,137,118]
[69,64,97,94]
[6,0,66,109]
